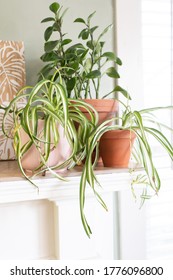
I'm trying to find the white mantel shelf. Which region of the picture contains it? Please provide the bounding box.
[0,160,133,204]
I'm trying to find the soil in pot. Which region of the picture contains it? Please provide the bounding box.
[99,130,136,168]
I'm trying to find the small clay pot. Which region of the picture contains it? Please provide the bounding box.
[99,130,136,168]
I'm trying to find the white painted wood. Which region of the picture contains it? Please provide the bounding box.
[0,200,55,260]
[1,161,172,260]
[118,189,147,259]
[52,193,115,260]
[0,161,136,260]
[0,161,133,204]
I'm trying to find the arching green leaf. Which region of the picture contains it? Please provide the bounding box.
[97,24,113,41]
[87,11,96,24]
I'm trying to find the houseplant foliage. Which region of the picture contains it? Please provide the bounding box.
[0,70,99,187]
[80,104,173,237]
[39,2,129,100]
[2,2,172,239]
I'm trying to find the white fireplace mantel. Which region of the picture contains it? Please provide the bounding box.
[0,161,133,204]
[0,160,144,260]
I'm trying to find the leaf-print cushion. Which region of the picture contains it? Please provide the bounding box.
[0,41,26,160]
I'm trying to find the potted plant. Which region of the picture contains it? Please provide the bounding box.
[39,2,130,124]
[0,70,99,186]
[79,104,173,237]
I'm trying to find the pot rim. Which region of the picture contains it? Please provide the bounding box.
[80,99,118,112]
[101,129,136,139]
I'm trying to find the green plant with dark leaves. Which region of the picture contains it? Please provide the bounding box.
[73,12,124,99]
[39,2,129,100]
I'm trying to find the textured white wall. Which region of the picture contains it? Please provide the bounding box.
[0,0,113,86]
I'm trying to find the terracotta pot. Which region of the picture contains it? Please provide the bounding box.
[80,99,118,124]
[79,99,118,166]
[20,120,72,172]
[99,130,136,168]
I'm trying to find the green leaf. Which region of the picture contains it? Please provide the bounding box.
[41,17,55,23]
[40,52,58,62]
[44,26,54,41]
[86,40,99,50]
[78,29,89,40]
[66,68,75,75]
[114,85,131,99]
[106,67,120,78]
[87,11,96,24]
[86,40,94,50]
[84,58,92,72]
[98,24,113,41]
[53,22,60,31]
[69,61,79,71]
[116,57,122,65]
[61,39,72,46]
[79,49,88,60]
[94,42,101,55]
[66,43,86,53]
[44,40,59,53]
[82,30,89,40]
[86,70,101,79]
[90,26,98,34]
[113,85,131,99]
[65,53,77,61]
[49,2,60,13]
[102,52,122,65]
[74,18,86,24]
[60,8,68,20]
[67,78,76,91]
[102,52,115,60]
[102,85,131,99]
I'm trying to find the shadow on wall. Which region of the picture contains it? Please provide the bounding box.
[26,60,44,86]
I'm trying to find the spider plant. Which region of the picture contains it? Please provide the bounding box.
[1,70,99,188]
[80,104,173,237]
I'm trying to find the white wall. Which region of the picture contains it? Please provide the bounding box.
[116,0,146,259]
[0,0,113,86]
[116,0,144,108]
